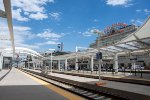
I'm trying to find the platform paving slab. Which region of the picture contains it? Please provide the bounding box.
[0,68,68,100]
[0,69,10,78]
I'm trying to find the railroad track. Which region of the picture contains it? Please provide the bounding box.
[20,69,124,100]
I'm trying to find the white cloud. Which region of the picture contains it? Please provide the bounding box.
[136,9,142,13]
[144,9,150,14]
[83,31,93,37]
[13,26,36,48]
[13,26,31,31]
[12,8,29,21]
[14,26,35,40]
[82,29,94,37]
[12,0,54,12]
[0,0,4,10]
[2,0,61,21]
[46,41,60,45]
[51,38,59,41]
[36,41,60,46]
[131,19,144,26]
[93,19,100,22]
[29,12,48,20]
[37,29,62,39]
[106,0,132,7]
[144,9,150,13]
[49,12,61,20]
[36,29,63,46]
[124,3,133,7]
[0,19,38,49]
[16,43,39,49]
[0,18,63,50]
[78,32,82,34]
[24,12,30,15]
[135,9,150,14]
[10,0,54,21]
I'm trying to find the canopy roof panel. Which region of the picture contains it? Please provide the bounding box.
[119,16,150,43]
[2,47,43,58]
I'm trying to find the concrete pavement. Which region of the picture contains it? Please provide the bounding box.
[0,68,83,100]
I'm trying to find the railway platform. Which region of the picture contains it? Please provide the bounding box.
[1,67,150,100]
[23,68,150,100]
[51,69,150,85]
[0,68,83,100]
[0,69,11,81]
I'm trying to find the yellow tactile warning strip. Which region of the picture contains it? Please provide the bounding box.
[16,69,84,100]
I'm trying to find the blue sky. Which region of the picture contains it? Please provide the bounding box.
[0,0,150,52]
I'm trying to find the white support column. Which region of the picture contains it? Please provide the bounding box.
[114,53,118,73]
[32,62,35,69]
[38,62,40,69]
[33,62,35,69]
[91,56,94,72]
[39,62,41,69]
[75,57,78,71]
[0,54,3,71]
[130,54,136,70]
[58,60,60,71]
[65,59,68,71]
[32,56,35,69]
[37,62,39,69]
[131,61,136,69]
[75,46,78,71]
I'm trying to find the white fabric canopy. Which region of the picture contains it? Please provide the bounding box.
[119,16,150,43]
[2,47,43,58]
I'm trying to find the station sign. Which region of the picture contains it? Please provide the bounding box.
[102,23,135,38]
[96,52,102,60]
[104,23,127,34]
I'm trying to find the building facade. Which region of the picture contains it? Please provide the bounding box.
[89,23,150,70]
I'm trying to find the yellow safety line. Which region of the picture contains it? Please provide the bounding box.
[16,69,83,100]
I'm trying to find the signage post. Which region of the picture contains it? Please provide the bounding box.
[96,52,102,81]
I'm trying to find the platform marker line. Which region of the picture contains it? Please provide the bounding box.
[17,69,83,100]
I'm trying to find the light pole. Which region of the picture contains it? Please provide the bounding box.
[91,29,104,81]
[49,49,55,73]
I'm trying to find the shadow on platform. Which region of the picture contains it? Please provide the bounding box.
[0,85,67,100]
